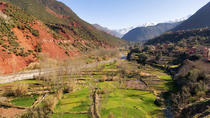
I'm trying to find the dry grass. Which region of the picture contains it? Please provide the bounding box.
[55,89,63,100]
[3,83,29,97]
[63,81,77,93]
[88,49,120,60]
[23,62,40,70]
[43,96,58,112]
[108,112,115,118]
[99,75,107,82]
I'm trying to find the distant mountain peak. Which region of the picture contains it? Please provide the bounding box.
[141,22,158,27]
[122,21,183,42]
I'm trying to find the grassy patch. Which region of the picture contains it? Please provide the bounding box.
[104,62,117,70]
[55,88,90,113]
[10,95,39,107]
[52,113,89,118]
[140,66,172,92]
[100,89,162,118]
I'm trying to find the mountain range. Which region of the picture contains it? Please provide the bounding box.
[122,22,182,42]
[93,16,189,40]
[145,1,210,44]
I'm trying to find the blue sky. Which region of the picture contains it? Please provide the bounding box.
[58,0,209,29]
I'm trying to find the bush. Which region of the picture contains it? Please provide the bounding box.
[4,83,29,97]
[55,89,63,100]
[32,29,40,37]
[137,53,148,65]
[43,96,58,112]
[99,76,107,82]
[65,51,70,56]
[35,43,42,52]
[63,82,76,93]
[189,54,201,61]
[171,69,209,112]
[20,107,51,118]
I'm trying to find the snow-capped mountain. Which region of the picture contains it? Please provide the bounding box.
[114,22,158,35]
[93,16,190,38]
[93,24,123,38]
[167,15,191,23]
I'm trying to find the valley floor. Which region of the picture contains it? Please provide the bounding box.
[0,58,172,118]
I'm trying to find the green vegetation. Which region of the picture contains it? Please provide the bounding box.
[0,56,172,118]
[3,0,123,50]
[127,26,210,117]
[55,88,90,114]
[170,69,209,117]
[52,114,88,118]
[100,89,161,118]
[11,95,38,107]
[146,28,210,46]
[0,3,37,57]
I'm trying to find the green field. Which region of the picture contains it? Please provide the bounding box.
[0,60,172,118]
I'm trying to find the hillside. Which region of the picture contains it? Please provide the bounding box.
[0,0,122,74]
[122,22,181,42]
[93,24,123,38]
[146,28,210,46]
[128,27,210,117]
[173,2,210,31]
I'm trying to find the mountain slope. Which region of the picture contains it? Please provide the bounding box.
[93,24,123,38]
[173,2,210,31]
[145,28,210,46]
[0,0,122,74]
[122,22,181,42]
[3,0,122,44]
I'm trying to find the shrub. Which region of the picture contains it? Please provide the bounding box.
[55,89,63,100]
[4,83,29,97]
[0,40,4,45]
[32,29,40,37]
[99,76,107,82]
[137,53,148,65]
[65,51,70,56]
[171,69,209,112]
[20,107,51,118]
[63,82,76,93]
[43,96,58,112]
[189,54,202,61]
[35,43,42,52]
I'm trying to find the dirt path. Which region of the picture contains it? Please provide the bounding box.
[0,107,25,118]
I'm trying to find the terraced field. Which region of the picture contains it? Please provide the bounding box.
[0,60,172,118]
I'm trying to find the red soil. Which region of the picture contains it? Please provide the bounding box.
[46,7,63,18]
[0,20,78,74]
[0,3,113,74]
[33,21,76,59]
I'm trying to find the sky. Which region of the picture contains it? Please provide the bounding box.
[58,0,209,30]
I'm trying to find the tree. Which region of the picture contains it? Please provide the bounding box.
[155,52,162,62]
[137,53,148,65]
